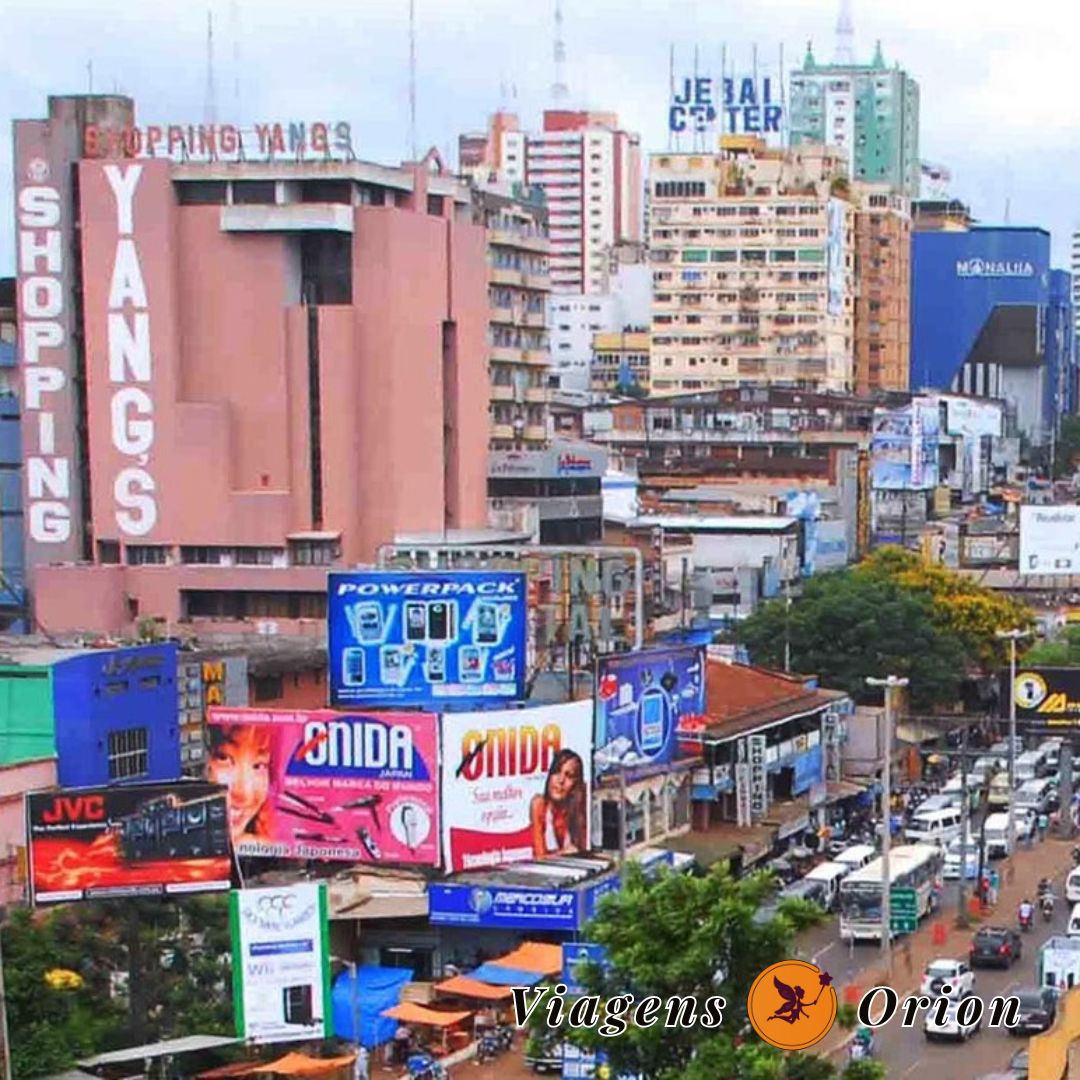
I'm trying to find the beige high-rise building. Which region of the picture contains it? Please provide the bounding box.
[648,137,855,396]
[852,185,911,394]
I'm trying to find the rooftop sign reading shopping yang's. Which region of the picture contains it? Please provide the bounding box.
[955,258,1035,279]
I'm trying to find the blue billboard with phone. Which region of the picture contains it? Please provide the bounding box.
[328,571,528,709]
[594,645,706,781]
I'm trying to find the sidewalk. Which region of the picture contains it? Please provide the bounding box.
[818,835,1073,1059]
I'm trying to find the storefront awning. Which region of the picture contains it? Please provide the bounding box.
[469,963,543,987]
[490,941,562,976]
[896,722,941,744]
[434,975,515,1001]
[825,780,867,802]
[380,1003,472,1028]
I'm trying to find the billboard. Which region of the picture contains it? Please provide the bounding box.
[1019,505,1080,575]
[1008,667,1080,725]
[231,883,333,1045]
[428,882,582,931]
[26,781,231,906]
[870,402,940,491]
[439,701,592,873]
[327,571,527,709]
[668,75,783,136]
[826,199,846,317]
[593,646,706,782]
[206,708,439,864]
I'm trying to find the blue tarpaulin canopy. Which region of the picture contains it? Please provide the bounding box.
[467,963,543,987]
[333,966,413,1048]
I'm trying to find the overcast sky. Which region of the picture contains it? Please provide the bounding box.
[4,0,1079,271]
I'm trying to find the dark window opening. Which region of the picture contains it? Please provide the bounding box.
[176,181,228,206]
[253,675,285,702]
[300,180,353,204]
[126,545,169,566]
[232,180,277,205]
[98,540,121,565]
[427,194,445,216]
[183,590,328,621]
[108,727,149,780]
[301,232,352,304]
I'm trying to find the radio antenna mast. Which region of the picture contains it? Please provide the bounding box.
[408,0,418,160]
[552,0,569,102]
[835,0,855,65]
[204,9,218,124]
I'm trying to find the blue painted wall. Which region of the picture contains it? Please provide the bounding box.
[911,227,1050,391]
[1048,269,1076,418]
[52,643,180,787]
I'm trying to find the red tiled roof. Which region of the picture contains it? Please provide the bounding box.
[704,659,843,740]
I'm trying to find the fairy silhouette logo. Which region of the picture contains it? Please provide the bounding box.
[747,960,837,1051]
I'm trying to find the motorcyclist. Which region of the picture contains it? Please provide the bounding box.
[1038,877,1052,897]
[1019,898,1034,927]
[1042,892,1056,917]
[849,1026,874,1060]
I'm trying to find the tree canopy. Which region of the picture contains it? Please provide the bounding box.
[1025,624,1080,667]
[530,862,880,1080]
[736,548,1033,708]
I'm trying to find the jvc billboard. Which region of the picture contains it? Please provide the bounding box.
[328,571,527,709]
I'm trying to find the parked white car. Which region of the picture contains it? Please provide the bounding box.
[943,840,980,881]
[919,958,976,998]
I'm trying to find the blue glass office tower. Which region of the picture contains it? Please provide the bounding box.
[911,227,1074,446]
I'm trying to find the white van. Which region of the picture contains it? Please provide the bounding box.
[1067,868,1080,904]
[942,773,982,812]
[905,806,963,846]
[1015,750,1048,784]
[983,812,1012,859]
[1015,778,1056,816]
[1068,903,1080,938]
[834,844,876,874]
[803,861,851,912]
[971,756,1001,783]
[1041,738,1064,773]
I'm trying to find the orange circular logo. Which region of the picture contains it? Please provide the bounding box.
[747,959,837,1051]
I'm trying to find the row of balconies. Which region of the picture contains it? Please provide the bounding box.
[490,384,551,403]
[488,227,549,254]
[491,345,550,366]
[490,306,547,328]
[490,423,549,442]
[490,267,550,290]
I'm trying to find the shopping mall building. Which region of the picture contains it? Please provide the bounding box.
[13,95,492,635]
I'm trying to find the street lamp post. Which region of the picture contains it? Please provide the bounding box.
[867,674,909,970]
[996,628,1030,880]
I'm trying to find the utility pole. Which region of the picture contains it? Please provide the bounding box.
[956,720,971,927]
[867,674,909,971]
[996,628,1030,881]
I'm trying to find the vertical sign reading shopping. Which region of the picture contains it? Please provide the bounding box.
[327,571,527,709]
[748,733,768,819]
[13,120,83,561]
[231,883,333,1045]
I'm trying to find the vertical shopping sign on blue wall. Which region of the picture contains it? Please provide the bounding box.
[327,571,527,709]
[594,645,706,783]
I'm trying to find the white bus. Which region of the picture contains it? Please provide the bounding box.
[839,844,945,942]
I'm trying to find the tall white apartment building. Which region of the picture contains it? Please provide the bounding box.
[648,137,856,396]
[460,110,642,295]
[1072,227,1080,347]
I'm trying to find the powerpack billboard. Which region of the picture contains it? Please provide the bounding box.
[327,570,527,709]
[1019,505,1080,576]
[231,883,333,1045]
[207,708,439,865]
[593,645,706,782]
[1007,667,1080,725]
[439,701,592,873]
[26,781,231,906]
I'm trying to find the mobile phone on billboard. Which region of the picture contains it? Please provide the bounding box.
[638,690,665,755]
[381,647,406,687]
[342,648,366,687]
[475,602,499,644]
[405,602,427,642]
[427,646,446,682]
[459,646,484,682]
[356,603,384,643]
[428,601,455,641]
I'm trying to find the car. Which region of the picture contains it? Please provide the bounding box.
[1009,1047,1029,1079]
[1009,987,1057,1035]
[919,958,975,997]
[943,840,980,880]
[969,926,1022,968]
[924,990,983,1041]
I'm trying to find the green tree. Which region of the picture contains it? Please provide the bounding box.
[840,1061,886,1080]
[737,571,966,709]
[531,863,834,1079]
[1054,414,1080,478]
[1025,624,1080,666]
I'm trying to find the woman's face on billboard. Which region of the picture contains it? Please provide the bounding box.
[208,726,271,839]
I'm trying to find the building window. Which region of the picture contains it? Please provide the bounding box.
[235,548,281,566]
[232,180,276,205]
[253,675,284,702]
[126,545,169,566]
[175,181,228,205]
[289,539,340,566]
[108,727,149,780]
[97,541,121,565]
[180,546,229,565]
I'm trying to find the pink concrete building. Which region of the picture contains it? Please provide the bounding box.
[14,96,491,636]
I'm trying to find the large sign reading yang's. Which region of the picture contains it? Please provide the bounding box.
[207,707,440,864]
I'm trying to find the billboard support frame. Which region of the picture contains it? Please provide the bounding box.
[376,544,644,651]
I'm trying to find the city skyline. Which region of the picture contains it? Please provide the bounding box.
[3,0,1080,271]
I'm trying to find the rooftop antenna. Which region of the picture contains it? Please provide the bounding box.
[551,0,568,103]
[834,0,855,65]
[408,0,418,160]
[229,0,241,115]
[1004,155,1012,224]
[87,60,93,94]
[667,43,675,151]
[779,42,787,149]
[204,9,218,124]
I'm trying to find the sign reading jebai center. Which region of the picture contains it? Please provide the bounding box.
[669,76,783,136]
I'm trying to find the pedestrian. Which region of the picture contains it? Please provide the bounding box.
[393,1023,411,1066]
[354,1045,369,1080]
[1038,811,1050,841]
[902,937,913,976]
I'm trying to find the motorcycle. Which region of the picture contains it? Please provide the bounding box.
[495,1025,515,1052]
[476,1034,502,1064]
[1043,895,1056,921]
[1072,846,1080,867]
[406,1053,448,1080]
[849,1032,875,1060]
[1019,907,1034,932]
